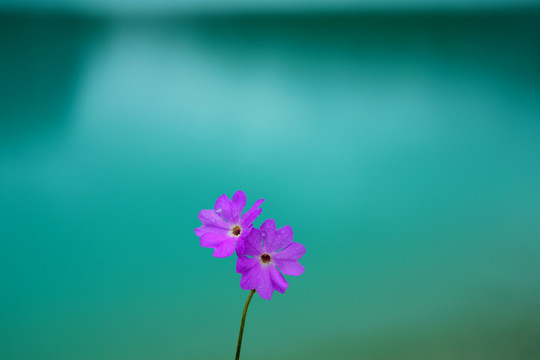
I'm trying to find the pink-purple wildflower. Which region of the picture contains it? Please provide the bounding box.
[195,191,264,258]
[236,219,306,300]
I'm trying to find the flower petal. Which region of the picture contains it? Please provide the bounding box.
[230,191,247,223]
[194,224,228,237]
[212,238,236,258]
[237,257,262,290]
[240,228,263,257]
[236,256,258,273]
[200,232,230,249]
[273,242,306,261]
[274,259,305,276]
[240,198,264,228]
[256,265,289,300]
[270,266,289,294]
[198,209,229,230]
[214,194,234,223]
[261,219,293,253]
[235,236,246,257]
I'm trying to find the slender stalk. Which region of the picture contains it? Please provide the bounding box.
[235,289,256,360]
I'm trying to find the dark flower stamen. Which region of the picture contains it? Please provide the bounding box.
[232,226,242,236]
[260,254,271,264]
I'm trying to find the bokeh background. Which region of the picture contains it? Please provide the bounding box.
[1,1,540,359]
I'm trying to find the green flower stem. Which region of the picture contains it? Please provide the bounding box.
[235,289,256,360]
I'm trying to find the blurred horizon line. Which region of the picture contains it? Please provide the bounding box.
[1,1,540,19]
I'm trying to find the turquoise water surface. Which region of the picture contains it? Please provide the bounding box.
[1,10,540,360]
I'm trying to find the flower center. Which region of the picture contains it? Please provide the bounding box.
[260,254,271,264]
[232,226,242,236]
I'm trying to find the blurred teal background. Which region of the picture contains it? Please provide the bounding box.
[1,2,540,360]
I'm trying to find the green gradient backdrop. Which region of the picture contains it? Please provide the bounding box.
[1,10,540,360]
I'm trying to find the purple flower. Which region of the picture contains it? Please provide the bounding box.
[236,219,306,300]
[195,191,264,258]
